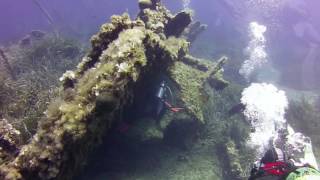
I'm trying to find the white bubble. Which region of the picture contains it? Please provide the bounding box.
[241,83,288,154]
[182,0,191,9]
[239,22,268,80]
[241,83,318,168]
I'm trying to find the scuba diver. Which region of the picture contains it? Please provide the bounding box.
[249,147,320,180]
[154,81,183,119]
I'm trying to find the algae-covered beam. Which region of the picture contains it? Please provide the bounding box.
[182,54,210,71]
[208,56,229,90]
[169,55,228,123]
[181,54,229,90]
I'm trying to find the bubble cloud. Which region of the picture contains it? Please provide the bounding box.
[239,22,268,80]
[241,83,318,168]
[241,83,288,154]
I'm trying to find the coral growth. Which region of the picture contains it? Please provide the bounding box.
[0,36,82,139]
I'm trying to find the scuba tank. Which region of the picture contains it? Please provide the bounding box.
[156,81,166,99]
[155,80,182,118]
[155,81,167,117]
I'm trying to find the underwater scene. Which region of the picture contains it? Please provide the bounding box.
[0,0,320,179]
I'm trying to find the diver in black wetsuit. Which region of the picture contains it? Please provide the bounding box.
[154,81,183,119]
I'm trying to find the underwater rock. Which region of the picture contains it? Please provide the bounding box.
[0,119,21,164]
[0,1,228,179]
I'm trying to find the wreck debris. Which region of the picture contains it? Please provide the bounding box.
[30,30,46,40]
[182,21,208,43]
[19,30,46,47]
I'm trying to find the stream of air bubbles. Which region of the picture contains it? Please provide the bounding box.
[182,0,191,9]
[240,21,318,168]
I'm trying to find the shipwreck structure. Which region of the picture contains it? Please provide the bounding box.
[0,0,228,179]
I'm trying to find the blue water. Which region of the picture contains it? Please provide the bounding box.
[1,0,320,179]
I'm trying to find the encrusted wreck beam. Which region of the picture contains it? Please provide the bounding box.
[182,54,210,71]
[181,54,229,91]
[208,56,229,90]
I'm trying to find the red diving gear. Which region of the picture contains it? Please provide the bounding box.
[262,161,290,176]
[163,101,184,113]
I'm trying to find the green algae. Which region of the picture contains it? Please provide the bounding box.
[169,56,228,123]
[0,36,82,140]
[225,139,243,178]
[169,61,209,122]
